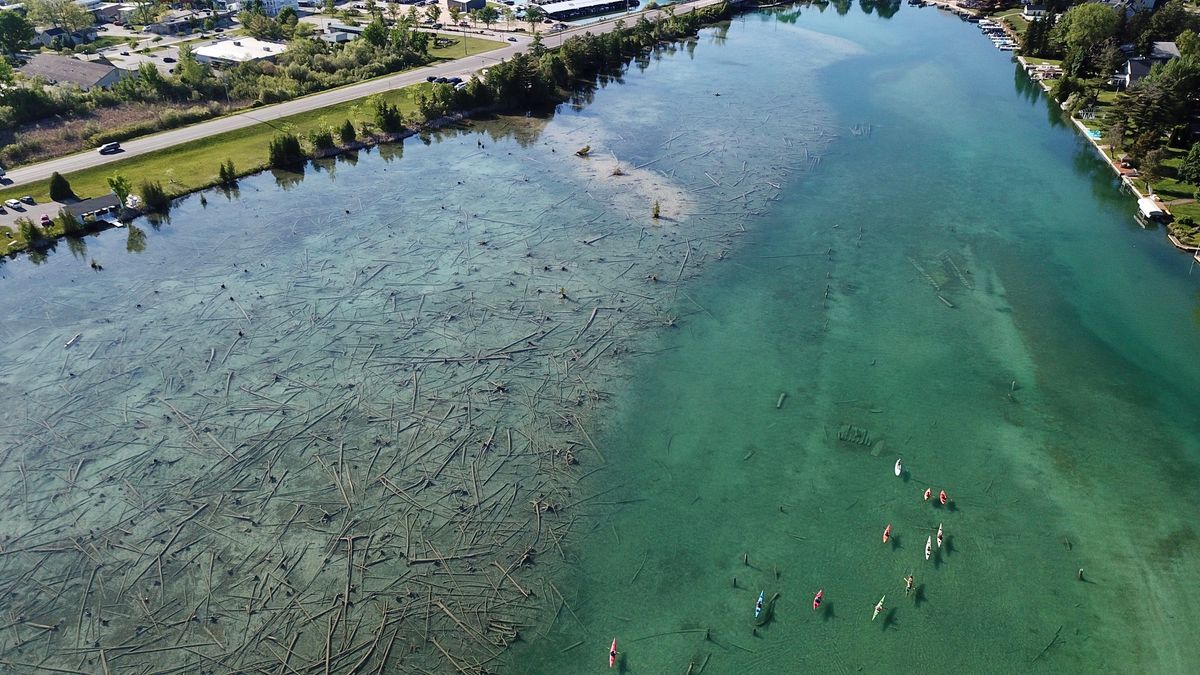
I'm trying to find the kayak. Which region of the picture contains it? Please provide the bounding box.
[923,488,932,501]
[894,458,902,476]
[755,590,765,619]
[936,523,944,548]
[872,595,886,621]
[939,490,948,505]
[609,638,617,668]
[812,588,823,610]
[925,535,932,560]
[882,524,892,544]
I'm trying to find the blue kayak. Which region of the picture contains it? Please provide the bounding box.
[755,590,765,618]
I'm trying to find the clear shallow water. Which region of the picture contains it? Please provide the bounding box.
[1,4,1199,674]
[511,5,1200,674]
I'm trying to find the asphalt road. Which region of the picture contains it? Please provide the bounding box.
[2,0,724,189]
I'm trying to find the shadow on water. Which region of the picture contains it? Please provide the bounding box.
[822,600,836,621]
[882,608,898,630]
[914,585,928,608]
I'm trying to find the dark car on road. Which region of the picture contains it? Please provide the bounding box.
[99,142,122,155]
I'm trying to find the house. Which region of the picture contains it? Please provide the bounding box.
[1021,3,1047,21]
[1095,0,1161,16]
[193,38,288,65]
[448,0,485,11]
[63,193,122,220]
[1121,41,1180,88]
[18,53,131,90]
[145,9,233,35]
[32,26,98,48]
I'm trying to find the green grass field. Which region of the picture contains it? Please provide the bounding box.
[429,33,502,59]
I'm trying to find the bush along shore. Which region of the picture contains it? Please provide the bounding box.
[2,2,733,262]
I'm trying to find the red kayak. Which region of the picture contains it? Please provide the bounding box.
[609,638,617,668]
[812,588,823,610]
[939,490,948,505]
[882,524,892,543]
[923,488,932,501]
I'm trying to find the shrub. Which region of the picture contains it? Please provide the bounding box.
[268,132,305,167]
[139,180,171,213]
[49,172,76,202]
[374,99,404,133]
[218,159,237,185]
[339,118,356,144]
[307,127,335,151]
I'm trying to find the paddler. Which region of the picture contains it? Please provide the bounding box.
[923,488,932,502]
[872,596,886,621]
[904,574,914,596]
[939,490,948,505]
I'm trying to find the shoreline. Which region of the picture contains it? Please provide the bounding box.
[1,0,734,262]
[1015,54,1200,254]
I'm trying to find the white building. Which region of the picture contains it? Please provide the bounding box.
[193,37,288,65]
[219,0,298,16]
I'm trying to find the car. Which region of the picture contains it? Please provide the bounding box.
[458,21,469,26]
[4,199,21,209]
[507,36,517,42]
[120,50,129,55]
[426,75,437,82]
[0,165,6,177]
[215,27,225,32]
[432,22,442,28]
[163,57,176,62]
[448,76,462,84]
[98,25,108,31]
[434,77,448,83]
[20,196,34,205]
[99,142,122,155]
[40,214,52,225]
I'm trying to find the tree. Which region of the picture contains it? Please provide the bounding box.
[1107,120,1126,157]
[176,43,211,87]
[1179,141,1200,186]
[49,171,76,202]
[448,6,461,25]
[26,0,95,34]
[1178,29,1200,60]
[1141,146,1167,192]
[1053,3,1119,53]
[107,174,132,207]
[0,10,35,55]
[477,5,498,30]
[525,5,544,33]
[0,59,12,86]
[501,6,514,30]
[425,3,441,24]
[363,18,388,46]
[324,0,335,14]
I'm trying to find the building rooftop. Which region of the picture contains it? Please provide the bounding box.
[19,54,117,89]
[1149,41,1180,61]
[194,38,288,63]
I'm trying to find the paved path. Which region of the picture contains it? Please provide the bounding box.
[2,0,725,189]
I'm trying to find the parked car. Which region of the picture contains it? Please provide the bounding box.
[4,199,22,209]
[507,36,517,42]
[448,76,462,84]
[120,50,129,55]
[20,196,34,205]
[0,165,6,177]
[426,75,437,82]
[163,57,176,63]
[432,22,442,28]
[99,142,122,155]
[40,214,52,225]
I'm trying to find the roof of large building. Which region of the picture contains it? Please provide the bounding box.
[193,37,288,63]
[19,54,118,88]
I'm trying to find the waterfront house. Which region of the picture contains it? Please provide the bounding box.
[18,54,131,90]
[63,193,122,221]
[1119,41,1180,88]
[1021,3,1047,21]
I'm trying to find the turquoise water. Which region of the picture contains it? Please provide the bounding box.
[2,5,1200,673]
[512,6,1200,674]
